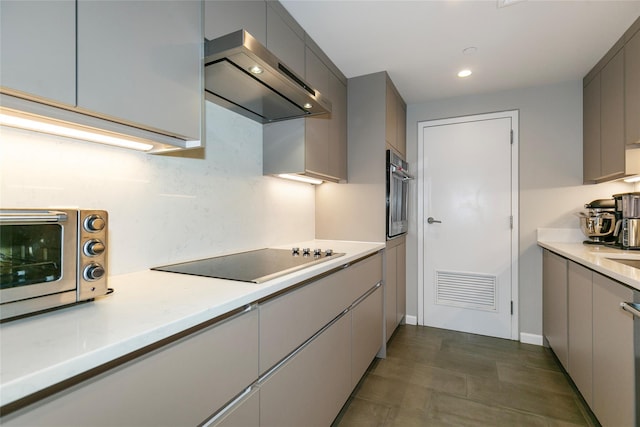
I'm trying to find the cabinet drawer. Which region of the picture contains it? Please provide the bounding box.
[259,314,351,427]
[2,309,259,427]
[259,266,352,373]
[345,253,383,304]
[352,284,383,387]
[259,253,382,373]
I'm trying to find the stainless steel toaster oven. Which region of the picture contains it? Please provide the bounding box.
[0,209,109,321]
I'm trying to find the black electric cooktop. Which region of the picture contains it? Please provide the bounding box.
[151,248,345,283]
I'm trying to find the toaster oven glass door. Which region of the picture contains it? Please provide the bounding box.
[1,224,64,288]
[0,210,78,304]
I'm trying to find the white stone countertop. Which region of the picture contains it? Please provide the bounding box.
[537,229,640,292]
[0,239,385,408]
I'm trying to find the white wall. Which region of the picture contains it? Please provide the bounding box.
[406,80,633,337]
[0,102,316,275]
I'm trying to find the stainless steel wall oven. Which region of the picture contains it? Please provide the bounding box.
[386,150,413,239]
[0,209,109,321]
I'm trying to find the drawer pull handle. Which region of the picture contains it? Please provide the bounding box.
[620,302,640,318]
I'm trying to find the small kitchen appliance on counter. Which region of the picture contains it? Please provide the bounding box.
[0,208,110,321]
[152,247,344,283]
[578,198,618,244]
[614,193,640,249]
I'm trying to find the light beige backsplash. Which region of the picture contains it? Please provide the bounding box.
[0,102,315,274]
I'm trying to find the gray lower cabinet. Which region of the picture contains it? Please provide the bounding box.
[542,249,569,370]
[396,242,406,326]
[2,253,384,427]
[592,272,635,427]
[260,253,382,374]
[205,387,260,427]
[1,308,259,427]
[76,0,202,141]
[385,238,407,342]
[259,262,354,374]
[385,244,398,342]
[258,252,382,426]
[567,262,593,405]
[352,284,383,387]
[0,0,76,105]
[543,249,637,426]
[259,314,352,427]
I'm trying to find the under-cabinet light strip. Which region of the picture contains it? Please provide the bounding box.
[0,109,154,152]
[277,173,323,185]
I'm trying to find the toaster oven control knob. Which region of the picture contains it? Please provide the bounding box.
[83,263,105,281]
[84,239,105,256]
[84,215,106,232]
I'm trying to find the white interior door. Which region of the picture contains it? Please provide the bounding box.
[418,111,518,340]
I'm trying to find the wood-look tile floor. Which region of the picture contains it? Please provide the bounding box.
[333,325,600,427]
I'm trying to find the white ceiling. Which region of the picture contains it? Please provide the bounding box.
[280,0,640,105]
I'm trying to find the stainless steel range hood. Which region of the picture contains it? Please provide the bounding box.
[204,30,331,124]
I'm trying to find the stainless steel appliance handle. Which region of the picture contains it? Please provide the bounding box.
[620,302,640,318]
[0,210,68,223]
[427,217,442,224]
[390,163,414,181]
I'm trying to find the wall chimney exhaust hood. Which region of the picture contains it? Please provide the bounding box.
[204,30,331,124]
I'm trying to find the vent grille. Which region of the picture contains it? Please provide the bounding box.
[435,271,497,311]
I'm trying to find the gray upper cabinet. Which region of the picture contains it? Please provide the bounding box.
[266,2,305,78]
[204,0,266,44]
[304,47,331,177]
[583,16,640,183]
[600,49,625,178]
[626,28,640,146]
[262,2,347,183]
[328,72,348,180]
[77,0,202,141]
[583,75,601,182]
[0,0,76,106]
[385,75,407,158]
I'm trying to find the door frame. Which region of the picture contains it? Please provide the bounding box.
[416,110,519,340]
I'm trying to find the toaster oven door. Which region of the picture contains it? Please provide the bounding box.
[0,210,78,307]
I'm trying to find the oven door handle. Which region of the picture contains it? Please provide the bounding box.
[0,210,68,223]
[391,164,414,181]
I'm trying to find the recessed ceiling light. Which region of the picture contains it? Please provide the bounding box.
[497,0,526,8]
[248,65,264,74]
[457,69,472,78]
[303,103,313,109]
[462,47,478,56]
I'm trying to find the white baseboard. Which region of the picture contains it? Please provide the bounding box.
[520,332,543,346]
[404,315,418,325]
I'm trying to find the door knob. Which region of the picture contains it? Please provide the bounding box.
[427,217,442,224]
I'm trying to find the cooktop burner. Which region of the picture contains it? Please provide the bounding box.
[151,248,345,283]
